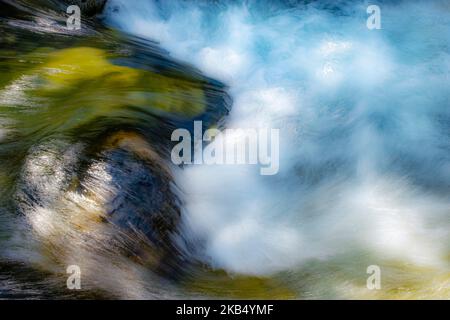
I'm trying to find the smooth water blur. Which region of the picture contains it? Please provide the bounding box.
[0,0,449,299]
[105,0,450,298]
[0,1,231,299]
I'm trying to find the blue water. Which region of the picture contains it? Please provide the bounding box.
[0,0,448,299]
[105,0,450,278]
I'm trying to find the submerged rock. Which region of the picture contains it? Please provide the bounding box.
[0,24,230,296]
[16,131,184,287]
[28,47,207,118]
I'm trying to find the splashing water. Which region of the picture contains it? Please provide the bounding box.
[0,0,449,299]
[104,0,450,297]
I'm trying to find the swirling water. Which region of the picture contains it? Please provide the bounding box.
[0,0,449,299]
[105,0,450,298]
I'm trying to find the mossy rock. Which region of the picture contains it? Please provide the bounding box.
[38,47,206,116]
[0,46,208,142]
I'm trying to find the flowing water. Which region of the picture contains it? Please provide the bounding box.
[0,0,449,299]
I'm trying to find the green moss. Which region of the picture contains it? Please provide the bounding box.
[0,47,206,139]
[39,47,206,115]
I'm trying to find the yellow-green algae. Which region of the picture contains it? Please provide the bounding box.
[40,47,205,115]
[1,47,206,138]
[182,255,450,299]
[184,269,296,299]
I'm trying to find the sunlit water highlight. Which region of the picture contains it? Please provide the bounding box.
[0,0,448,299]
[104,0,450,298]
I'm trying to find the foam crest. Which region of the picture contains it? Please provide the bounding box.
[105,0,450,274]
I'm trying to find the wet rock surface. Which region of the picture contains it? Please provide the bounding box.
[16,131,184,278]
[0,1,230,297]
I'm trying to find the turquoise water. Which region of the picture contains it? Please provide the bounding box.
[0,0,449,299]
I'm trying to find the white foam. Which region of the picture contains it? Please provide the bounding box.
[105,0,450,274]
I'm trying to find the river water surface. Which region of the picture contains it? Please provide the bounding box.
[0,0,449,299]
